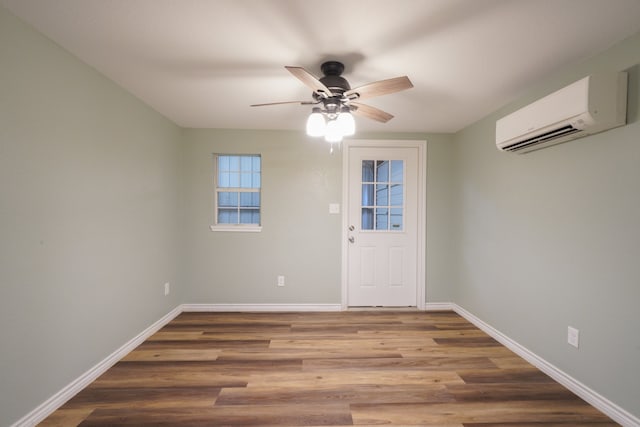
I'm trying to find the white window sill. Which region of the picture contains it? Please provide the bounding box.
[210,225,262,233]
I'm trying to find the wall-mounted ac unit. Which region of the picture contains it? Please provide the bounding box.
[496,71,627,154]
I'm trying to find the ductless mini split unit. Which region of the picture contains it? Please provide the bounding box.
[496,71,628,154]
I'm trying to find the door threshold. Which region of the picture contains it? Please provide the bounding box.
[347,306,419,311]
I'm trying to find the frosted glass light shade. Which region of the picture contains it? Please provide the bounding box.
[336,111,355,136]
[325,119,343,143]
[306,110,326,137]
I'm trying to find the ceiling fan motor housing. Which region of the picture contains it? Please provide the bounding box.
[314,61,351,113]
[319,61,351,94]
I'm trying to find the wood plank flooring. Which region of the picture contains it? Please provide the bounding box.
[39,311,618,426]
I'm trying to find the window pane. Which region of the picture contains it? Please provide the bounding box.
[362,208,374,230]
[391,160,403,182]
[390,208,403,230]
[228,156,240,171]
[376,184,388,206]
[376,208,388,230]
[218,208,238,224]
[240,156,252,172]
[362,160,374,182]
[253,156,261,172]
[229,172,240,187]
[218,156,229,172]
[390,184,403,206]
[219,171,230,188]
[240,192,260,208]
[362,184,374,206]
[218,192,238,207]
[252,173,261,188]
[240,172,252,188]
[239,209,259,224]
[376,160,389,182]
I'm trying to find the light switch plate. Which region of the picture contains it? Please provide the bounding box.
[329,203,340,214]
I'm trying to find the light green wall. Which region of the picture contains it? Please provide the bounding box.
[180,130,455,305]
[451,32,640,418]
[181,129,343,303]
[0,6,182,426]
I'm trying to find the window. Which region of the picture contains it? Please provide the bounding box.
[361,159,403,231]
[211,154,261,232]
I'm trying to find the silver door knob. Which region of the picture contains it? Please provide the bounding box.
[348,225,355,231]
[348,236,355,243]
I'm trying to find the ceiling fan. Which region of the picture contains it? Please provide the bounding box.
[251,61,413,143]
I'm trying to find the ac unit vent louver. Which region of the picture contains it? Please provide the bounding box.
[502,125,582,152]
[496,72,627,154]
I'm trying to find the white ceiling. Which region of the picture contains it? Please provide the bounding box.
[3,0,640,133]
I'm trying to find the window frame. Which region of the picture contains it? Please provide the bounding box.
[210,153,262,233]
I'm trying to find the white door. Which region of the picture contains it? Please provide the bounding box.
[344,142,424,307]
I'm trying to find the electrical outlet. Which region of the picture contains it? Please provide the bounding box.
[277,275,285,287]
[568,326,579,348]
[164,282,170,296]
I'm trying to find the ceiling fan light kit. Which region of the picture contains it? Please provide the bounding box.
[337,107,356,135]
[306,107,355,142]
[252,61,413,150]
[306,107,326,137]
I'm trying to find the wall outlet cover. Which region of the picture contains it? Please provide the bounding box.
[568,326,579,348]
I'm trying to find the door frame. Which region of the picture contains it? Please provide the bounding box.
[341,139,427,310]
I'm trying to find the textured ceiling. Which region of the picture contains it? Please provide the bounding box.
[3,0,640,133]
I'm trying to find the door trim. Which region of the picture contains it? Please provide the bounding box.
[341,139,427,310]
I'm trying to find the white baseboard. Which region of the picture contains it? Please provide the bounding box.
[11,306,182,427]
[424,302,454,311]
[181,303,343,312]
[452,303,639,427]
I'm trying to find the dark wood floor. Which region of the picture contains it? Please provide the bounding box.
[40,310,617,426]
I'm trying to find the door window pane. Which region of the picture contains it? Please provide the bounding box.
[362,160,375,182]
[390,184,403,206]
[390,160,403,182]
[376,184,388,205]
[376,208,389,230]
[362,208,374,230]
[360,159,404,231]
[376,160,389,182]
[362,184,374,206]
[390,208,403,230]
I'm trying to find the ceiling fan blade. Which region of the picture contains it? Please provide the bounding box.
[345,76,413,100]
[250,100,315,107]
[285,66,334,97]
[350,102,394,123]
